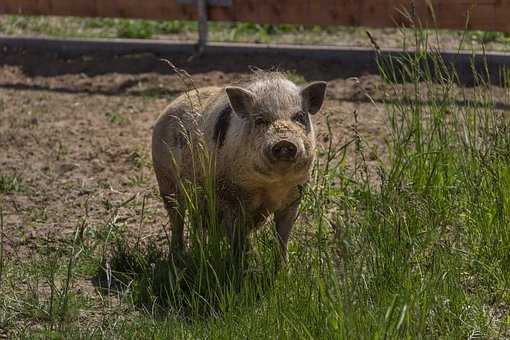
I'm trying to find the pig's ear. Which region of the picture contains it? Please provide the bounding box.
[301,81,327,115]
[225,86,256,118]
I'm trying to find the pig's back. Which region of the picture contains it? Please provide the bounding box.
[152,86,223,183]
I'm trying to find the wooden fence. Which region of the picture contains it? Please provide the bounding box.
[0,1,509,33]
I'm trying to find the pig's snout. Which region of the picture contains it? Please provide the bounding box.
[269,140,299,162]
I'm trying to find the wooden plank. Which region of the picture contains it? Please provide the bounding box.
[0,0,509,33]
[394,1,510,32]
[0,0,194,21]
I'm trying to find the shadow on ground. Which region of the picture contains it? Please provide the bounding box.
[93,237,279,320]
[0,49,366,80]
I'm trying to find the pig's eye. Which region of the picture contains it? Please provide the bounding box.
[292,111,308,126]
[254,117,269,127]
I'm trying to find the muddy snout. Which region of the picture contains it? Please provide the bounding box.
[266,139,303,164]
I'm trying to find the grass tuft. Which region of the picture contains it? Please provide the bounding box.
[0,174,25,193]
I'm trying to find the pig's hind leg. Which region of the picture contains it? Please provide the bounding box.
[162,191,186,252]
[155,168,186,252]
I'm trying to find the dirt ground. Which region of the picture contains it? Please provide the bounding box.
[0,49,392,257]
[3,47,509,258]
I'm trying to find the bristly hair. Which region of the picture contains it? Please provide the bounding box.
[242,69,301,115]
[248,67,288,83]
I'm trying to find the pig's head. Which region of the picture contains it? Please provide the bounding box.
[225,75,326,184]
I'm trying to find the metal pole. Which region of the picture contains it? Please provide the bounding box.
[196,0,208,56]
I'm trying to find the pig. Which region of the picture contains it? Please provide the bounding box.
[151,71,326,265]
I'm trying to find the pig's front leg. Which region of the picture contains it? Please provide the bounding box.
[223,204,250,271]
[274,198,300,267]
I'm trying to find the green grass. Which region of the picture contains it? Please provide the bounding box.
[0,15,317,38]
[0,174,25,193]
[2,28,510,338]
[2,15,510,50]
[0,15,306,40]
[469,31,510,45]
[105,111,128,125]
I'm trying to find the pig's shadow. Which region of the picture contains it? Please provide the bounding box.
[92,239,278,320]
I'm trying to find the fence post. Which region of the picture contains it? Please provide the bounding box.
[196,0,208,56]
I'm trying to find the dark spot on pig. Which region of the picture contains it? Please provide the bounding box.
[175,131,187,147]
[213,105,232,148]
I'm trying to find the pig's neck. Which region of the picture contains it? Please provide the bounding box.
[250,185,300,213]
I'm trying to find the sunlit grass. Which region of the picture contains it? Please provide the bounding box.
[2,15,510,50]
